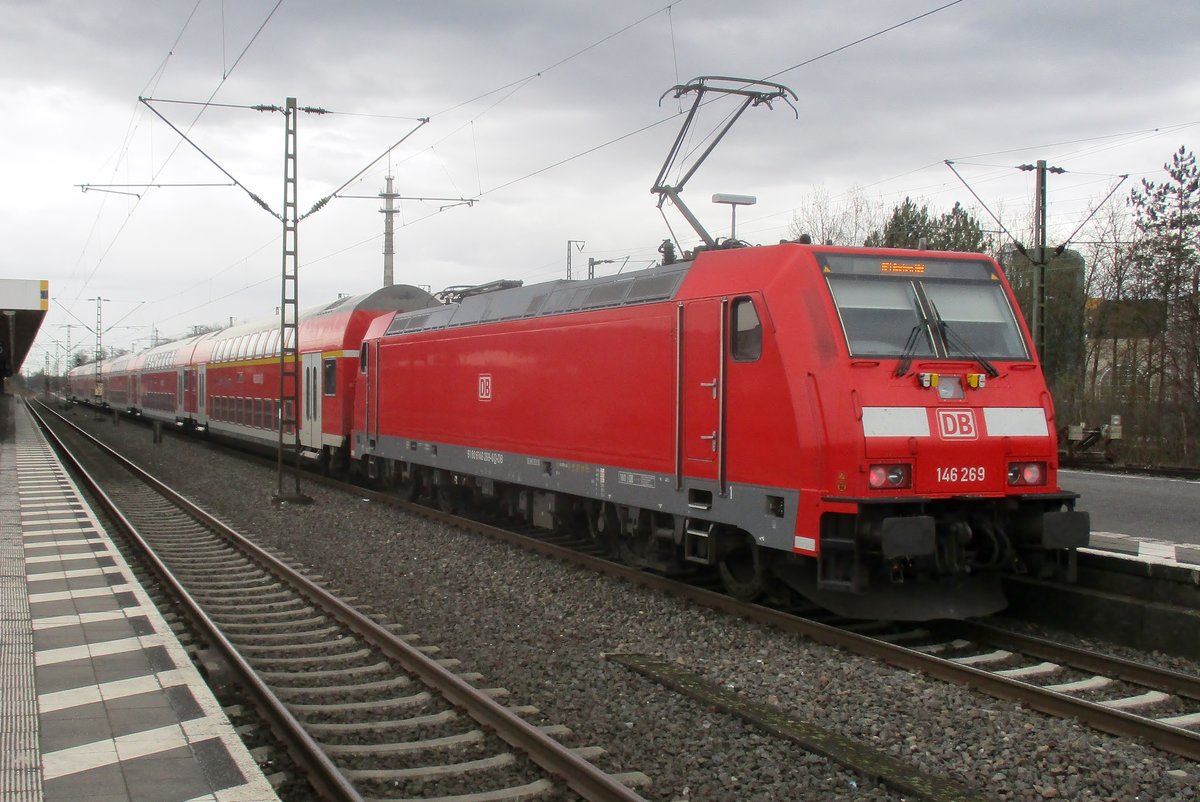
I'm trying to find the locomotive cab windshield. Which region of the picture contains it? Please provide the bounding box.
[821,253,1029,363]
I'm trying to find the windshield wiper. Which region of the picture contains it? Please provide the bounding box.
[894,324,924,378]
[895,294,932,378]
[929,300,999,378]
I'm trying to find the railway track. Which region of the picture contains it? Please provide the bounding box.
[29,401,651,802]
[510,529,1200,764]
[42,398,1200,792]
[836,618,1200,756]
[526,535,1200,763]
[295,448,1200,765]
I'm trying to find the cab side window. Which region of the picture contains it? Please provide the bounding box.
[731,297,762,361]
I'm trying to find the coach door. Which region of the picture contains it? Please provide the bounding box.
[678,298,727,494]
[183,368,198,415]
[197,365,207,423]
[301,352,323,448]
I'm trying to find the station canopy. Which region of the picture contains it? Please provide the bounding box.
[0,279,49,379]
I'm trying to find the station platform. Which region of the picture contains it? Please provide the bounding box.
[1085,530,1200,570]
[0,394,279,801]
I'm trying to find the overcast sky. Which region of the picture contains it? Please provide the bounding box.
[4,0,1198,366]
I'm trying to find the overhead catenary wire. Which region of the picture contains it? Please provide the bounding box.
[69,0,286,312]
[60,0,1178,355]
[78,0,969,335]
[80,2,688,342]
[139,96,281,218]
[181,0,1001,298]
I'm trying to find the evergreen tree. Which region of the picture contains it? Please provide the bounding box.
[864,197,932,248]
[864,197,991,252]
[1127,145,1200,460]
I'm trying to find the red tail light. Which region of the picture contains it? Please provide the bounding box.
[868,464,911,489]
[1007,461,1046,486]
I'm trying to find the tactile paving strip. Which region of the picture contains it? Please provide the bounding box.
[0,400,42,800]
[2,399,280,801]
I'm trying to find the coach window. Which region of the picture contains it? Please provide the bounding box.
[323,358,337,395]
[731,297,762,361]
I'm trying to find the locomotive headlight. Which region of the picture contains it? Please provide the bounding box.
[869,463,911,489]
[1007,461,1046,486]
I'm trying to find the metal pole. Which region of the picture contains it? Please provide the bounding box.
[1033,159,1047,360]
[1017,159,1062,361]
[276,97,306,501]
[381,175,396,287]
[90,297,107,401]
[567,240,585,280]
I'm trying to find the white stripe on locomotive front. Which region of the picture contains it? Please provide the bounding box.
[982,407,1049,437]
[861,407,930,437]
[861,407,1048,438]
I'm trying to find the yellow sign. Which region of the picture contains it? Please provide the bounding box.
[880,262,925,274]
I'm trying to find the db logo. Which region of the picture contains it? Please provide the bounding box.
[478,373,493,401]
[937,409,977,440]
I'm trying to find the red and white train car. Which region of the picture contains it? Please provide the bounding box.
[351,243,1089,620]
[198,283,439,464]
[69,284,440,470]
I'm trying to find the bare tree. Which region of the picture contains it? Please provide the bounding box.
[788,186,883,246]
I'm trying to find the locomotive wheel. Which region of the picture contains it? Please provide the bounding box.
[437,486,457,513]
[586,502,620,555]
[718,536,767,602]
[395,465,420,502]
[435,472,460,513]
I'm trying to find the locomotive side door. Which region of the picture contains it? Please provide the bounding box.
[360,342,373,449]
[680,298,726,489]
[301,351,323,448]
[361,341,380,450]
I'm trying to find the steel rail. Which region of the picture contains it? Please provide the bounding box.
[32,400,648,802]
[47,399,1200,763]
[336,488,1200,762]
[26,401,363,802]
[946,620,1200,701]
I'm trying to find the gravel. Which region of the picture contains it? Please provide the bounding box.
[64,406,1200,801]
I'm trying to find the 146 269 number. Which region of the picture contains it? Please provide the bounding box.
[936,466,985,483]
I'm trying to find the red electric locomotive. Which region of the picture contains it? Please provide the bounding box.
[351,242,1089,620]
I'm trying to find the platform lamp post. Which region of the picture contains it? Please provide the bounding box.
[712,193,756,242]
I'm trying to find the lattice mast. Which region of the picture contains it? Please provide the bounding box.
[277,97,302,497]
